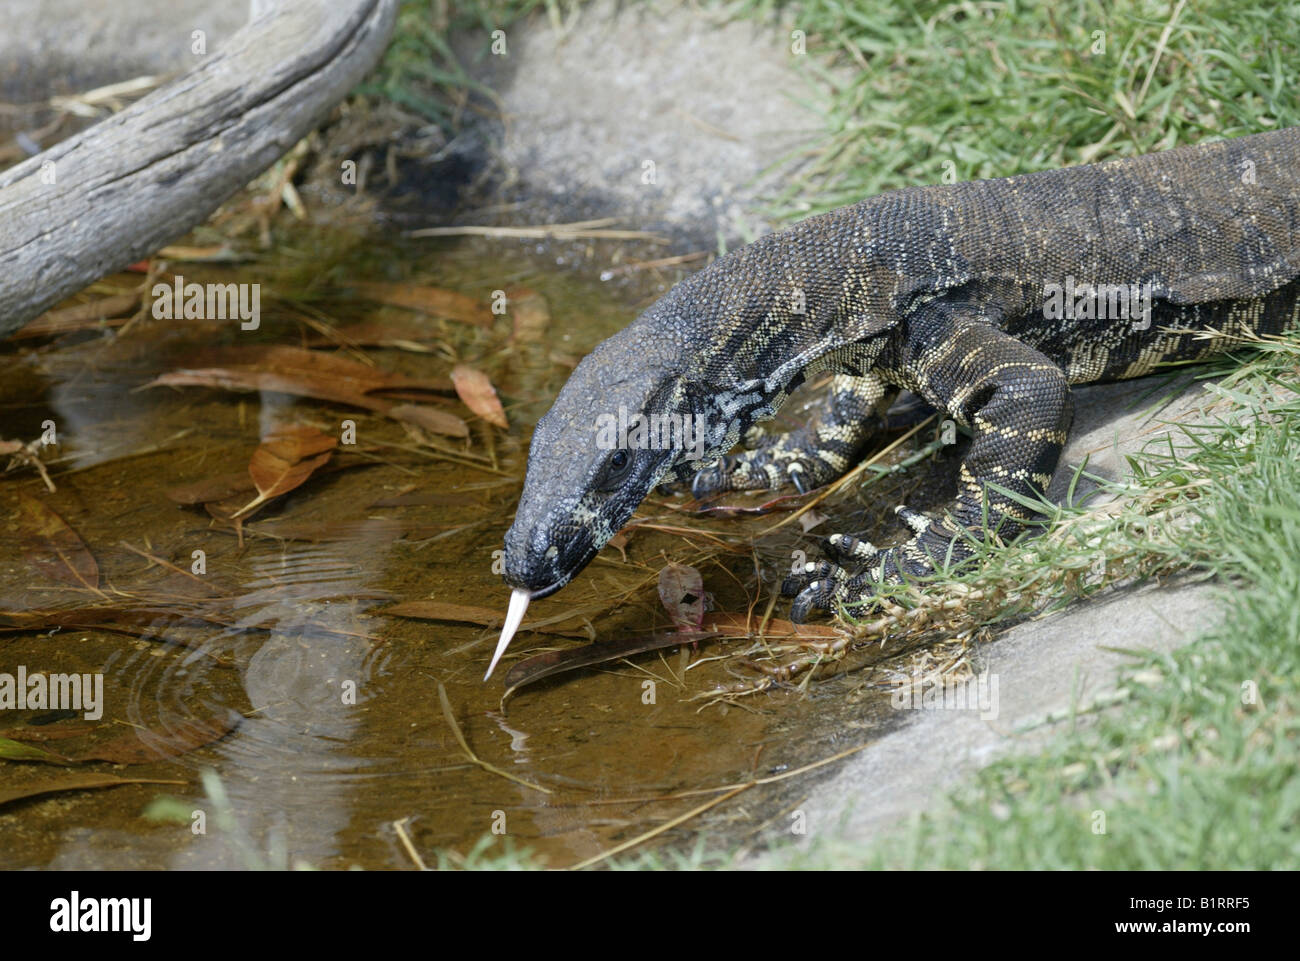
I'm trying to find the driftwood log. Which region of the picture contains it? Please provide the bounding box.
[0,0,399,339]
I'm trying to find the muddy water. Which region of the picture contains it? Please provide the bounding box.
[0,232,956,869]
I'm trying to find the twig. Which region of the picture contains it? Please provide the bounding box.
[434,679,551,794]
[569,785,750,870]
[392,817,429,870]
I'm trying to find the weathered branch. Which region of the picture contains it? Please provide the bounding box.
[0,0,399,338]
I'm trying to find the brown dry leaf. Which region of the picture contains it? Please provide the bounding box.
[387,403,470,438]
[145,346,466,437]
[450,364,508,429]
[0,774,185,807]
[305,318,442,350]
[146,344,453,397]
[380,600,589,637]
[11,291,140,340]
[165,470,256,505]
[352,281,492,327]
[233,425,339,518]
[657,563,708,632]
[501,629,708,694]
[72,712,240,764]
[16,494,100,593]
[508,287,551,343]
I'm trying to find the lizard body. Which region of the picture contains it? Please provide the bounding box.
[492,126,1300,672]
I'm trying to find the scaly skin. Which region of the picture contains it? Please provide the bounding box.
[502,125,1300,622]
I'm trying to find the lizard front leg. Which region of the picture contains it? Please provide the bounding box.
[690,373,892,496]
[784,310,1073,621]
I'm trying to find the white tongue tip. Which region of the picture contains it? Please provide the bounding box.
[484,588,531,681]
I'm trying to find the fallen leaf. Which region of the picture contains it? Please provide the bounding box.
[145,346,466,436]
[233,425,338,518]
[165,470,256,505]
[387,403,470,438]
[167,458,372,506]
[501,630,710,696]
[0,736,66,763]
[12,291,140,340]
[145,344,452,399]
[450,365,508,428]
[0,774,186,808]
[305,319,442,350]
[657,563,708,632]
[508,287,550,343]
[16,495,100,592]
[379,600,590,637]
[352,281,492,327]
[72,712,241,764]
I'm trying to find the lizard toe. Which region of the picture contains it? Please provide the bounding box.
[821,532,879,566]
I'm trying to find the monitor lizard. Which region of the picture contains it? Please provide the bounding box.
[485,125,1300,678]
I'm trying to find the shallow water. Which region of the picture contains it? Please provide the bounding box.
[0,231,957,869]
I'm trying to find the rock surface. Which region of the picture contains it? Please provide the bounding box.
[457,0,825,245]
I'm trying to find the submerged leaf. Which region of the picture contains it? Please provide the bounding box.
[387,403,470,438]
[351,282,492,327]
[0,774,185,807]
[165,470,257,505]
[502,630,713,695]
[16,495,100,592]
[72,712,241,764]
[507,287,550,343]
[450,365,508,428]
[233,425,338,518]
[146,344,452,397]
[379,600,589,637]
[0,735,66,763]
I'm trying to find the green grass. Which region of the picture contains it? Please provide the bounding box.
[357,0,574,125]
[727,0,1300,215]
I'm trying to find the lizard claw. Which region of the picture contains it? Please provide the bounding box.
[787,462,809,494]
[691,457,735,498]
[783,560,877,623]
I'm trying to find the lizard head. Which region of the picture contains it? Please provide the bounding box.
[487,323,715,678]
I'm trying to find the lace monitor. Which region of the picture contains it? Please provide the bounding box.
[486,125,1300,677]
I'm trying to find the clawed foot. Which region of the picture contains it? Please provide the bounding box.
[780,506,965,622]
[689,425,850,498]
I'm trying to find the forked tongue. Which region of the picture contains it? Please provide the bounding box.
[484,588,531,681]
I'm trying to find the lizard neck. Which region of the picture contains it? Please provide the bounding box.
[648,201,896,456]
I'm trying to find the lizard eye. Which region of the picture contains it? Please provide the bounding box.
[596,449,634,491]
